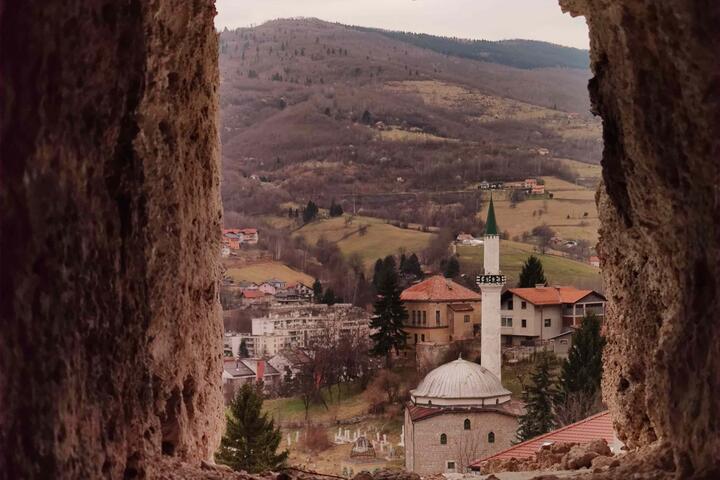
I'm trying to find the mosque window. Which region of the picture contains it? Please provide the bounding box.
[440,433,447,445]
[488,432,495,443]
[435,310,441,324]
[464,419,471,430]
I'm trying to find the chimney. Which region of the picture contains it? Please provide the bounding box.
[256,359,265,381]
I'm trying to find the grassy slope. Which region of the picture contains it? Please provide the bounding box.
[226,261,315,285]
[294,215,436,268]
[488,175,600,244]
[456,241,601,291]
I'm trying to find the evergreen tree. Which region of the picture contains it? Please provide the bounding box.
[238,340,249,358]
[216,384,288,473]
[555,314,606,423]
[329,199,344,217]
[516,352,560,442]
[518,255,547,287]
[369,265,408,368]
[399,253,407,273]
[404,253,423,278]
[372,258,384,287]
[287,207,293,218]
[361,109,372,124]
[443,256,460,278]
[321,288,337,305]
[312,278,323,303]
[302,200,319,223]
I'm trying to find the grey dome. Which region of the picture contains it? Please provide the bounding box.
[410,358,511,406]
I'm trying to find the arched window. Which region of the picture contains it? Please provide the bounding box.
[440,433,447,445]
[464,419,471,430]
[488,432,495,443]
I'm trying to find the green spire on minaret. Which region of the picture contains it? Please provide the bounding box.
[485,195,499,236]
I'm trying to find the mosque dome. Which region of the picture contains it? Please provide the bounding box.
[410,357,511,407]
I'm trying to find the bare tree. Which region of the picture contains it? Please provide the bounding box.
[452,430,484,473]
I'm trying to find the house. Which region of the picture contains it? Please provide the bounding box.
[222,229,242,250]
[524,178,538,188]
[500,286,606,346]
[241,289,270,304]
[220,243,230,257]
[268,349,312,380]
[283,281,313,300]
[404,358,522,475]
[456,233,483,246]
[257,282,277,295]
[240,228,259,244]
[237,281,258,290]
[479,181,490,190]
[470,410,622,471]
[589,255,601,268]
[400,275,482,346]
[531,185,545,195]
[265,278,286,290]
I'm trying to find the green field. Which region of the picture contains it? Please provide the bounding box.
[456,241,602,290]
[294,215,436,269]
[226,261,315,285]
[263,383,369,425]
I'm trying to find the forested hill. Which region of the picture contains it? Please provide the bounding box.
[348,26,590,70]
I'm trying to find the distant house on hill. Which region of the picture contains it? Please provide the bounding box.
[241,289,270,305]
[258,282,277,295]
[456,233,483,246]
[265,278,286,290]
[400,275,482,346]
[589,255,601,267]
[222,227,259,248]
[237,281,258,290]
[500,286,606,346]
[222,358,280,402]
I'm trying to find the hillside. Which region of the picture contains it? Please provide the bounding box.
[219,18,602,230]
[349,26,590,69]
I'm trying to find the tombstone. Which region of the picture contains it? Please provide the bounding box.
[398,425,405,447]
[287,433,292,446]
[383,434,387,443]
[295,430,299,442]
[376,432,380,441]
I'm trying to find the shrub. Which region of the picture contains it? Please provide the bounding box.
[301,424,332,453]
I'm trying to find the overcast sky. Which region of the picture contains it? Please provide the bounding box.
[215,0,589,49]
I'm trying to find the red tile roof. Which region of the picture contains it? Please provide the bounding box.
[470,410,615,468]
[401,275,481,302]
[242,290,267,299]
[507,286,601,306]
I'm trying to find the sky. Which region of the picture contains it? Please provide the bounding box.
[215,0,589,49]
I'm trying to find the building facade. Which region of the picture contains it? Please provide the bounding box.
[404,358,520,475]
[226,303,371,357]
[500,287,606,346]
[400,276,482,346]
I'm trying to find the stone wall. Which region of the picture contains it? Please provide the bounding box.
[560,1,720,477]
[0,1,224,478]
[405,411,517,475]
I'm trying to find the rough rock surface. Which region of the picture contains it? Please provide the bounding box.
[0,1,223,478]
[559,1,720,477]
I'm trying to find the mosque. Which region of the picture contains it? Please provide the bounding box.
[404,198,521,475]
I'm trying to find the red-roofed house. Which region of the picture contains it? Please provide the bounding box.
[500,286,606,346]
[400,275,482,345]
[470,410,621,470]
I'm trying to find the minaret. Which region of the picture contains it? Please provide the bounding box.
[478,195,505,381]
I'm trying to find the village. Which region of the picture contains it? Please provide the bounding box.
[218,196,615,479]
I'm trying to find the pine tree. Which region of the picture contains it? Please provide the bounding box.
[404,253,423,278]
[443,256,460,278]
[216,384,288,473]
[372,258,384,287]
[321,288,337,305]
[555,314,606,423]
[238,340,249,358]
[369,265,408,368]
[312,278,323,303]
[518,255,547,287]
[516,352,560,442]
[302,200,318,223]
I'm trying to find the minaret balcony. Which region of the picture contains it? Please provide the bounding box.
[476,274,506,286]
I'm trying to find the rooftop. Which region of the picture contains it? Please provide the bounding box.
[410,357,511,406]
[470,410,617,468]
[506,286,604,306]
[401,275,481,302]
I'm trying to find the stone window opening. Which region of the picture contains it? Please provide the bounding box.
[463,419,471,430]
[3,3,718,478]
[488,432,495,443]
[440,433,447,445]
